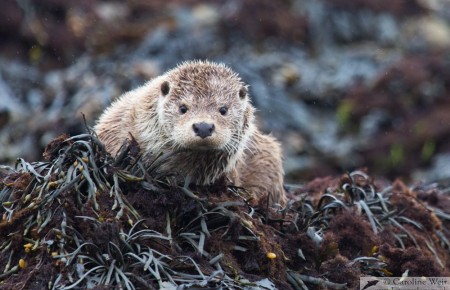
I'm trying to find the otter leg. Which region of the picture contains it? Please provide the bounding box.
[236,131,286,206]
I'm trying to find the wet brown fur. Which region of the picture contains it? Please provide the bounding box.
[95,60,286,205]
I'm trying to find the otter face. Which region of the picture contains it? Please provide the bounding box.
[157,62,250,153]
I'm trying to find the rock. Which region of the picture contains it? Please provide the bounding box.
[413,153,450,183]
[402,15,450,51]
[0,73,26,121]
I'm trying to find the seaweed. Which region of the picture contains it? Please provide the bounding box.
[1,134,450,289]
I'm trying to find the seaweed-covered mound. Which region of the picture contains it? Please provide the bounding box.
[1,132,450,289]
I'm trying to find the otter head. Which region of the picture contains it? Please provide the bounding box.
[157,61,252,153]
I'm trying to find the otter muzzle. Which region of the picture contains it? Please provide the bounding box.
[193,122,215,139]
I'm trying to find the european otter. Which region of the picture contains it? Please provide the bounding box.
[95,60,286,206]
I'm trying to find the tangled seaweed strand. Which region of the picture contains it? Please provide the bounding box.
[284,170,450,288]
[1,132,449,290]
[0,133,276,290]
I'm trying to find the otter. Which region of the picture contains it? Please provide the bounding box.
[95,60,286,206]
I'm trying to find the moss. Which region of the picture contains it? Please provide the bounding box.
[389,143,404,167]
[320,254,360,289]
[380,244,448,277]
[421,139,436,161]
[337,100,355,130]
[329,210,379,259]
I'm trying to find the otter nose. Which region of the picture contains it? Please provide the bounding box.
[193,122,215,139]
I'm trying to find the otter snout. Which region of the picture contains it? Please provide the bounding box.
[193,122,215,139]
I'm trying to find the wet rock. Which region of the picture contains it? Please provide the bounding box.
[220,0,309,44]
[0,0,449,183]
[326,0,427,16]
[0,72,26,121]
[402,15,450,51]
[413,153,450,183]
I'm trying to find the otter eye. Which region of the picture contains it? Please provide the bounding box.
[179,105,188,114]
[219,107,228,116]
[239,87,247,100]
[161,81,170,96]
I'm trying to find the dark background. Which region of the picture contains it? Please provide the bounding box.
[1,0,450,184]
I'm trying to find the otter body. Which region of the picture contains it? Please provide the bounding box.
[95,61,286,205]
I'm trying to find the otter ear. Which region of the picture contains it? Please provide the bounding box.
[161,81,170,96]
[239,86,247,100]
